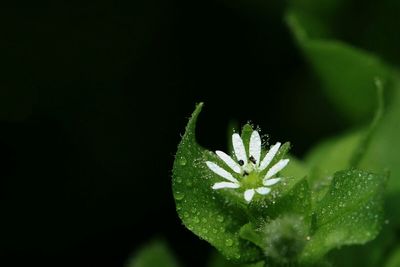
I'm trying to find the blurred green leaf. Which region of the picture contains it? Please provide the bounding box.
[286,13,392,122]
[125,240,180,267]
[172,103,262,263]
[327,226,395,267]
[305,80,384,205]
[385,246,400,267]
[358,82,400,229]
[305,130,363,203]
[301,169,386,263]
[360,82,400,194]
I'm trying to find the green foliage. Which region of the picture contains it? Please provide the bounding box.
[286,4,400,266]
[172,103,262,263]
[172,103,386,266]
[168,0,398,265]
[126,240,180,267]
[305,130,364,203]
[385,247,400,267]
[286,12,392,123]
[301,170,386,263]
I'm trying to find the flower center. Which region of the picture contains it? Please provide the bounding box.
[241,171,262,189]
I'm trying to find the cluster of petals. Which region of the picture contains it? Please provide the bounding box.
[206,130,289,202]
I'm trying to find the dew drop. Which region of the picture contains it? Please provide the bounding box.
[178,156,187,166]
[225,238,233,246]
[175,191,185,200]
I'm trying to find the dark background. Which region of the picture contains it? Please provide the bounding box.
[0,1,346,267]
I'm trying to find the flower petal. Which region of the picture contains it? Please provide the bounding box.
[244,189,255,202]
[265,159,289,179]
[259,142,281,171]
[255,187,271,195]
[249,131,261,164]
[263,177,281,186]
[232,133,247,165]
[206,161,239,183]
[212,182,240,190]
[216,150,241,173]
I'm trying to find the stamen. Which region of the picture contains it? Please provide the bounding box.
[249,156,256,164]
[238,160,244,166]
[243,170,249,176]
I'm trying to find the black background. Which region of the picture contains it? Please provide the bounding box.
[0,1,346,267]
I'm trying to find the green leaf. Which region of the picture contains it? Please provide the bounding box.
[172,103,262,263]
[207,250,264,267]
[286,13,392,122]
[360,82,400,195]
[385,247,400,267]
[305,130,368,205]
[125,240,180,267]
[305,130,364,198]
[301,169,386,263]
[327,226,395,267]
[305,81,384,204]
[239,223,264,249]
[263,179,312,223]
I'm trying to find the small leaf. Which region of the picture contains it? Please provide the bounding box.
[301,169,386,263]
[172,103,262,263]
[239,223,264,249]
[125,240,180,267]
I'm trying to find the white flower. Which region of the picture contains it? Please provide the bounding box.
[206,130,289,202]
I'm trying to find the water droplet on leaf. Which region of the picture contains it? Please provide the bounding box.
[178,156,187,166]
[225,238,233,246]
[175,191,185,200]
